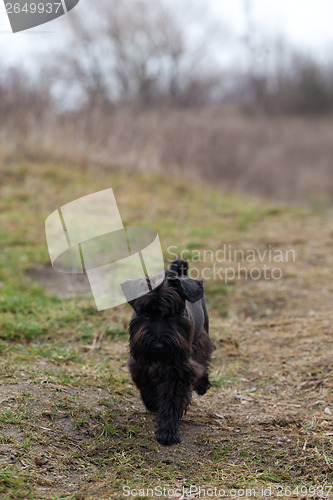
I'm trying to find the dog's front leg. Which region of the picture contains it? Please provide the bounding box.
[155,369,192,446]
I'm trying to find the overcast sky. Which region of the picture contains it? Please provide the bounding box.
[1,0,333,68]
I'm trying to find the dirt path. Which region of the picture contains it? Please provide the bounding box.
[1,210,333,499]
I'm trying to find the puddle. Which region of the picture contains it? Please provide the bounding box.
[25,264,92,298]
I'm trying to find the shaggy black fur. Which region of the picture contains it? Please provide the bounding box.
[122,259,214,446]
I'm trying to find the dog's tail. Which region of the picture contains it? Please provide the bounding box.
[168,259,189,277]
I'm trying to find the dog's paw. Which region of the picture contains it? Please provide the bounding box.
[155,429,180,446]
[195,374,211,395]
[141,393,159,413]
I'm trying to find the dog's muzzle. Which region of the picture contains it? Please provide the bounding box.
[153,342,165,353]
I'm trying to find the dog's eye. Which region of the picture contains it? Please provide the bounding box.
[141,312,151,319]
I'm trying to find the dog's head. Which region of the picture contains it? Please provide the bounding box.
[122,274,203,364]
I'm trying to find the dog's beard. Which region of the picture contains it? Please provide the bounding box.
[129,317,192,365]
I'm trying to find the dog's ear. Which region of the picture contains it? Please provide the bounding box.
[127,298,138,312]
[169,277,204,303]
[121,285,138,312]
[121,278,149,312]
[168,259,189,277]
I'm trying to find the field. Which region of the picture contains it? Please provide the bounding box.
[3,108,333,205]
[0,158,332,499]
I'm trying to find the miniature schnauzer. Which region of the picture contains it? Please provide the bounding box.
[122,259,214,446]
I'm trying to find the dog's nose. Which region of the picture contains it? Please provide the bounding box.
[154,342,165,351]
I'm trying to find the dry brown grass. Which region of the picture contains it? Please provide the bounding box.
[2,107,333,205]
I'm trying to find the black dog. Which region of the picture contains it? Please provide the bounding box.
[122,259,214,446]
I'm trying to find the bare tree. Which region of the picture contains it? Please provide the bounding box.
[53,0,228,108]
[0,66,52,135]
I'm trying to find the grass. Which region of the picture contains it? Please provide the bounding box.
[3,108,333,206]
[0,158,332,498]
